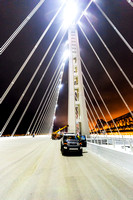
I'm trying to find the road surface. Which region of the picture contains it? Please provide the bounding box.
[0,136,133,200]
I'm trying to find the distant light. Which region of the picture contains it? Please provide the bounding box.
[56,104,58,108]
[60,71,63,75]
[53,116,56,120]
[58,84,63,90]
[63,1,78,26]
[63,49,69,61]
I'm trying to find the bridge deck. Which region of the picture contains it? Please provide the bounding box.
[0,136,133,200]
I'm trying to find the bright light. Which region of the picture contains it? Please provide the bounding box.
[62,62,65,67]
[63,49,69,60]
[65,40,69,46]
[77,20,82,26]
[63,1,78,26]
[55,104,58,108]
[53,116,56,120]
[58,84,63,90]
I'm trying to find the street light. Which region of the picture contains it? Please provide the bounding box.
[58,84,63,90]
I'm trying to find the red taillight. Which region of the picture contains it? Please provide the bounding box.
[80,142,82,145]
[64,143,67,145]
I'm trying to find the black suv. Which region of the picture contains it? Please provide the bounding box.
[61,133,82,156]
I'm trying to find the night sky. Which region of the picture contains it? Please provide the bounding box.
[0,0,133,135]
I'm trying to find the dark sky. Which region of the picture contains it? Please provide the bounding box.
[0,0,133,135]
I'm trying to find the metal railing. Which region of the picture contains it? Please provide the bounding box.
[87,134,133,152]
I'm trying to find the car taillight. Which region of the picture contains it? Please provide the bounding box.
[80,142,82,145]
[64,143,67,145]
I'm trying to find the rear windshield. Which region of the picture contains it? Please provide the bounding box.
[64,135,78,140]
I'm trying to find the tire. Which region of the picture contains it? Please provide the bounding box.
[79,149,83,156]
[61,148,65,155]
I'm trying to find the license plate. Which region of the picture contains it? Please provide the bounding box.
[69,148,78,150]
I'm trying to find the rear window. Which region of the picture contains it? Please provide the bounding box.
[64,135,78,140]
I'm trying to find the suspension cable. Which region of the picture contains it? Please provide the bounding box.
[0,0,48,55]
[12,58,63,136]
[78,0,93,22]
[126,0,133,7]
[84,15,133,88]
[37,90,57,134]
[35,77,60,134]
[85,98,98,134]
[33,59,65,134]
[94,2,133,53]
[0,3,65,104]
[32,64,62,134]
[26,60,63,135]
[81,58,122,134]
[1,29,67,136]
[30,61,63,135]
[48,62,65,134]
[84,86,103,133]
[83,71,114,133]
[38,89,58,134]
[83,83,107,133]
[87,116,93,132]
[10,26,64,136]
[78,24,133,117]
[38,66,63,134]
[85,94,100,133]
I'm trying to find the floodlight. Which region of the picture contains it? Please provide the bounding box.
[63,1,78,26]
[63,49,69,61]
[58,84,63,90]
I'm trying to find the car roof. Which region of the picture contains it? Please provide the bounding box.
[63,133,76,136]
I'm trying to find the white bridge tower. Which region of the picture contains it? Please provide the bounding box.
[68,24,89,135]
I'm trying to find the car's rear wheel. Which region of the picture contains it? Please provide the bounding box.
[79,149,83,156]
[61,148,65,155]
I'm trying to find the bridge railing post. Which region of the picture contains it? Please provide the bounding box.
[129,139,133,152]
[122,135,126,151]
[113,137,115,148]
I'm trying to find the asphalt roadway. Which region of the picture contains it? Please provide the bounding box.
[0,136,133,200]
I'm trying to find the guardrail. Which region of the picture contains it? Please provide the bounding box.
[87,134,133,153]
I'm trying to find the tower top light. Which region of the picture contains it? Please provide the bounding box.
[63,1,78,26]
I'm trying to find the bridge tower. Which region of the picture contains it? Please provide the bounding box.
[68,24,89,135]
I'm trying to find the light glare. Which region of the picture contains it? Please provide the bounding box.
[63,1,78,26]
[63,50,69,60]
[58,84,63,90]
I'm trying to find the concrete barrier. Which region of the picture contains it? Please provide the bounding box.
[87,142,133,172]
